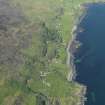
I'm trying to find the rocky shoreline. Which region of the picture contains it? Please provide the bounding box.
[66,4,88,105]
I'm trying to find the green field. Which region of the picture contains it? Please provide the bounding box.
[0,0,104,105]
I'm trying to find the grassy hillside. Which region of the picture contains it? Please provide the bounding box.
[0,0,104,105]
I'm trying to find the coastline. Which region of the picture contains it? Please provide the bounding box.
[67,4,88,81]
[66,4,88,105]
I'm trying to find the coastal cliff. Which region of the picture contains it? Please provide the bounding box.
[0,0,103,105]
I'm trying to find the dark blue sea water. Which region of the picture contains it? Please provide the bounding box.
[74,3,105,105]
